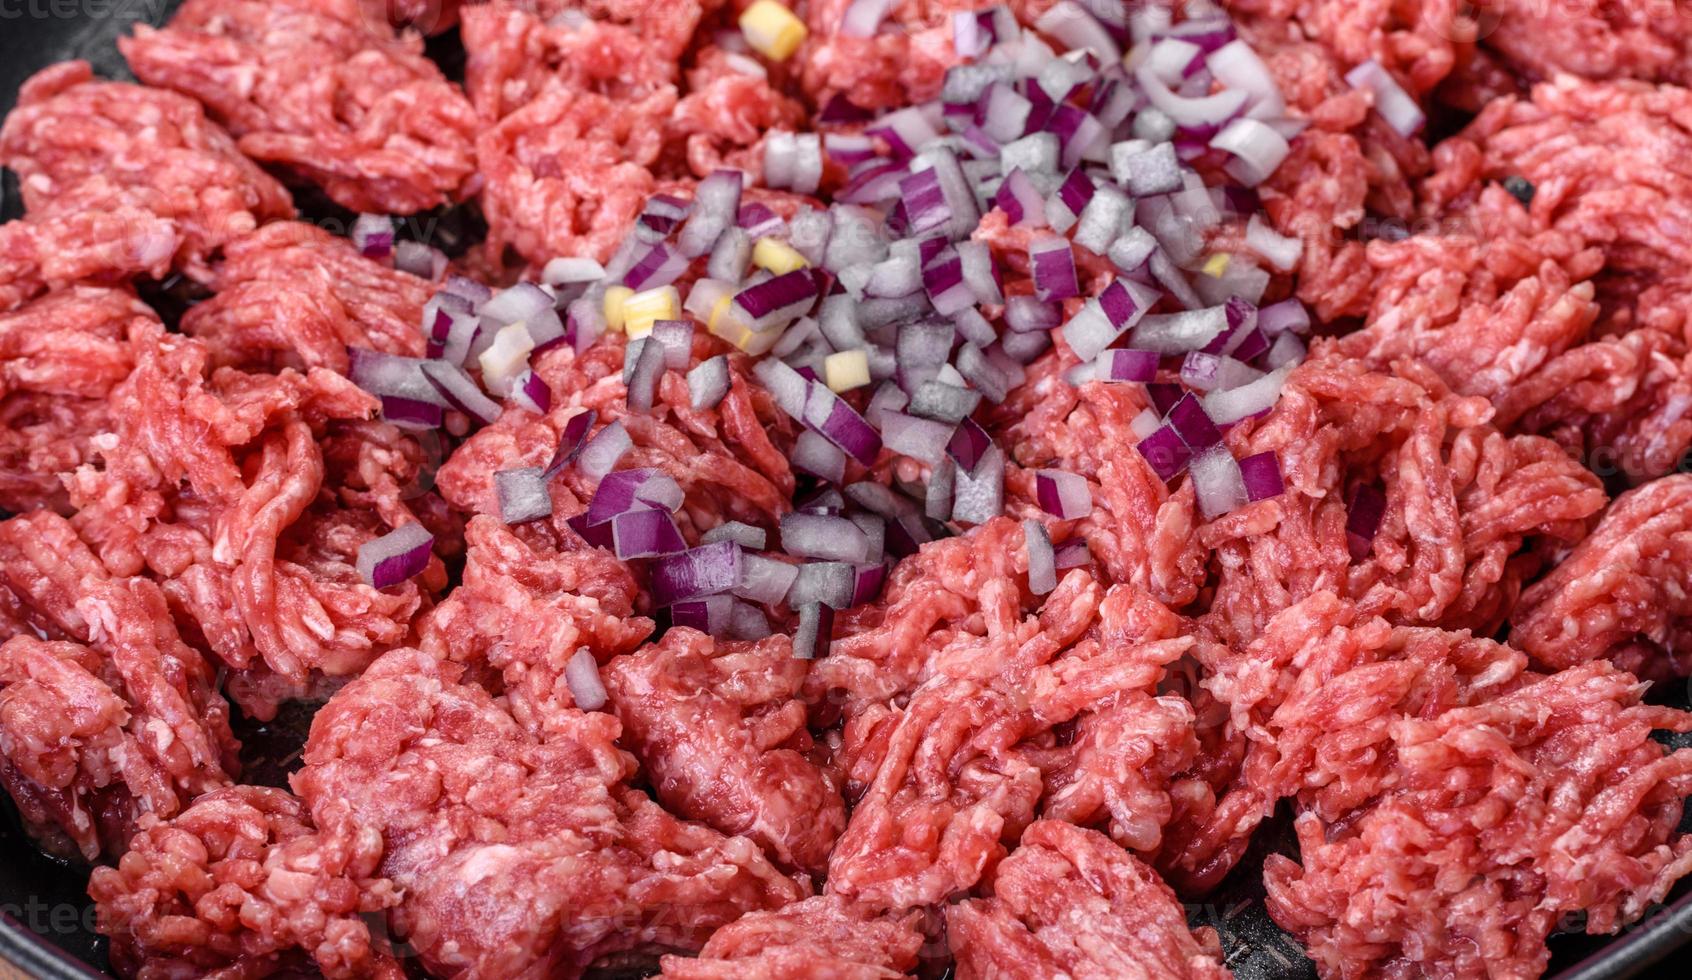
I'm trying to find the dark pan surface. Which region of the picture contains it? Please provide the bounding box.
[0,6,1689,979]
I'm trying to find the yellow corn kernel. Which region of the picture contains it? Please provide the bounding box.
[824,349,871,393]
[603,285,634,333]
[753,237,809,275]
[1200,252,1231,278]
[709,309,783,356]
[740,0,807,62]
[622,285,680,339]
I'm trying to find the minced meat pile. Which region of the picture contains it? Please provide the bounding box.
[2,1,1692,979]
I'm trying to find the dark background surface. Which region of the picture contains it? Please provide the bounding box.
[0,3,1690,979]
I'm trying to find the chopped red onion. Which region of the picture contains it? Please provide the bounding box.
[612,508,687,559]
[1146,382,1183,416]
[803,383,882,466]
[1114,140,1183,196]
[922,250,975,316]
[900,167,953,236]
[542,256,606,292]
[755,358,810,421]
[565,648,607,711]
[979,82,1034,144]
[1002,296,1058,335]
[794,429,848,484]
[624,336,664,413]
[1073,185,1133,255]
[649,319,694,370]
[728,601,773,641]
[951,444,1004,524]
[495,466,553,525]
[1025,519,1057,595]
[793,602,834,659]
[956,343,1009,403]
[737,203,785,241]
[851,561,887,605]
[1168,393,1223,450]
[735,553,800,605]
[765,131,824,195]
[352,213,394,260]
[869,106,943,160]
[1189,444,1249,519]
[1238,451,1285,502]
[702,521,768,550]
[356,522,433,589]
[952,306,998,349]
[1344,59,1425,137]
[567,295,607,355]
[1036,469,1093,519]
[781,512,872,563]
[544,409,598,477]
[1036,1,1122,61]
[926,457,956,521]
[587,468,684,525]
[350,347,448,407]
[578,420,632,480]
[394,241,447,279]
[652,541,743,606]
[1202,363,1292,425]
[1128,305,1229,354]
[1029,237,1079,301]
[1136,425,1192,481]
[788,561,855,610]
[1053,538,1090,569]
[1046,167,1095,233]
[947,416,992,472]
[419,361,500,425]
[956,240,1002,305]
[1063,279,1159,361]
[880,410,953,465]
[443,275,492,308]
[866,381,909,428]
[1205,39,1285,119]
[679,169,744,258]
[995,168,1049,228]
[511,369,551,414]
[910,381,982,423]
[1130,407,1162,440]
[671,594,735,635]
[1096,348,1159,382]
[1144,37,1203,83]
[1257,298,1311,337]
[1265,331,1306,370]
[380,396,443,430]
[480,282,554,328]
[623,241,689,291]
[1136,62,1248,130]
[687,355,731,411]
[1210,117,1290,187]
[734,269,821,332]
[566,512,615,550]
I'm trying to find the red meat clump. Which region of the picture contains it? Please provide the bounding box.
[0,287,152,511]
[435,336,796,542]
[89,785,403,979]
[293,647,805,978]
[1265,661,1692,979]
[0,61,293,280]
[1479,0,1692,86]
[602,627,846,874]
[181,221,435,373]
[659,896,925,979]
[1512,474,1692,678]
[1197,349,1605,649]
[946,820,1228,980]
[0,205,180,314]
[119,0,478,214]
[0,522,238,860]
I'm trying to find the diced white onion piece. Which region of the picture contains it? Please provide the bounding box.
[1245,215,1303,272]
[688,355,731,410]
[565,648,608,711]
[1025,519,1057,595]
[702,521,768,550]
[1189,445,1248,519]
[1036,1,1122,61]
[356,522,433,589]
[495,467,553,524]
[1210,117,1290,187]
[578,420,632,480]
[1202,364,1294,425]
[951,444,1004,524]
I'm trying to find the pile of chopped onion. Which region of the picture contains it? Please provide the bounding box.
[341,0,1327,645]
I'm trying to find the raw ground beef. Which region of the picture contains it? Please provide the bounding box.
[458,1,680,120]
[119,0,479,214]
[659,895,924,979]
[1479,0,1692,86]
[668,47,807,179]
[0,287,151,511]
[1265,661,1692,978]
[0,545,239,861]
[89,785,402,979]
[1195,349,1606,649]
[293,647,805,978]
[1512,474,1692,678]
[946,820,1227,980]
[0,205,180,315]
[0,61,294,281]
[435,337,796,540]
[182,221,435,373]
[602,628,845,874]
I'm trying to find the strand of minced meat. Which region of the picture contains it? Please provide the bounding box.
[658,895,924,979]
[0,61,294,281]
[0,538,239,861]
[601,628,847,876]
[181,221,437,373]
[1265,660,1692,978]
[0,287,150,512]
[946,820,1229,979]
[1477,0,1692,87]
[1512,474,1692,679]
[292,646,806,978]
[89,785,404,979]
[119,0,478,214]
